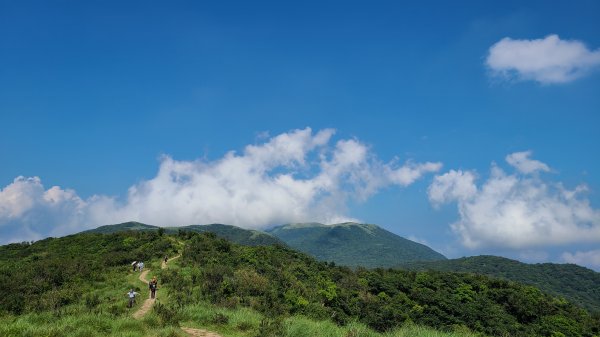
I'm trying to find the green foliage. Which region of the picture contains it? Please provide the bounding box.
[0,231,175,316]
[177,224,284,246]
[267,222,446,268]
[401,255,600,313]
[154,302,180,326]
[256,317,285,337]
[2,229,599,337]
[163,232,599,337]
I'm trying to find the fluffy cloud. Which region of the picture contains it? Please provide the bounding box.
[562,250,600,270]
[428,152,600,249]
[505,151,550,174]
[0,128,441,244]
[486,34,600,84]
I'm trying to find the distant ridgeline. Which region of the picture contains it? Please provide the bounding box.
[401,255,600,313]
[84,221,448,267]
[1,229,598,337]
[83,221,284,246]
[266,222,447,268]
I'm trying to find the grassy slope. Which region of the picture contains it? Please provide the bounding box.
[267,222,446,268]
[174,224,284,246]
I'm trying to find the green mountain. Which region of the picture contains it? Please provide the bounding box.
[175,223,284,246]
[401,255,600,313]
[266,222,446,268]
[82,221,159,234]
[1,230,598,337]
[83,221,283,246]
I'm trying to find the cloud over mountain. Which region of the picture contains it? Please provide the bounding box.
[0,128,441,243]
[486,35,600,84]
[562,249,600,270]
[429,151,600,249]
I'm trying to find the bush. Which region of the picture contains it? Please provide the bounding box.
[255,317,284,337]
[154,303,179,326]
[209,313,229,325]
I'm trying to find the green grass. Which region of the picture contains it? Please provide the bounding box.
[0,251,482,337]
[0,311,186,337]
[177,301,483,337]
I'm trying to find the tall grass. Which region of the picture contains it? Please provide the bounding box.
[177,301,483,337]
[0,311,185,337]
[0,255,483,337]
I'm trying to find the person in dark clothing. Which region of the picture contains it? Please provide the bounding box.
[149,276,158,299]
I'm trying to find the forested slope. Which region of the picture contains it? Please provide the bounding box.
[401,255,600,313]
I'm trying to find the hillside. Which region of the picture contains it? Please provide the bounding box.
[1,231,598,337]
[267,222,446,267]
[83,222,283,246]
[82,221,160,234]
[401,255,600,313]
[175,223,284,246]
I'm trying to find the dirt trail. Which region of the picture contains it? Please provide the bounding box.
[181,327,223,337]
[161,254,181,269]
[130,254,222,336]
[132,269,155,319]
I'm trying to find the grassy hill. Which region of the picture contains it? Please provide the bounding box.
[1,230,598,337]
[175,223,284,246]
[267,222,446,268]
[81,221,160,234]
[83,222,283,246]
[401,255,600,313]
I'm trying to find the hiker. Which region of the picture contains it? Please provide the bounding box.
[149,276,158,299]
[132,261,137,272]
[164,255,168,264]
[127,288,139,308]
[137,261,144,272]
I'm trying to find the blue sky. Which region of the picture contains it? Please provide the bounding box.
[1,1,599,269]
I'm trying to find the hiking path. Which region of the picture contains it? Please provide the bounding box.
[132,269,155,319]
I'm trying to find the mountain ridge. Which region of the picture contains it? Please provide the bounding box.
[267,222,447,268]
[81,221,283,246]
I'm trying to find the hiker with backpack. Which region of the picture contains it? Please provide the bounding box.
[149,276,158,299]
[127,289,139,308]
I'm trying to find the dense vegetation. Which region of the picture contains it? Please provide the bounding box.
[163,231,599,336]
[0,231,177,315]
[267,222,446,268]
[401,255,600,313]
[1,229,599,337]
[176,224,284,246]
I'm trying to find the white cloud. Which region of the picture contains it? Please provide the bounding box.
[486,34,600,84]
[506,151,550,174]
[562,250,600,270]
[428,170,478,205]
[428,152,600,249]
[0,127,441,244]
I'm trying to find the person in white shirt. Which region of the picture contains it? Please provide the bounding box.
[126,289,139,308]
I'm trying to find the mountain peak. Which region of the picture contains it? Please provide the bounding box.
[267,222,446,268]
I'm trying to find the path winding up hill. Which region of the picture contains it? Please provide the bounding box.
[132,269,155,319]
[131,255,222,337]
